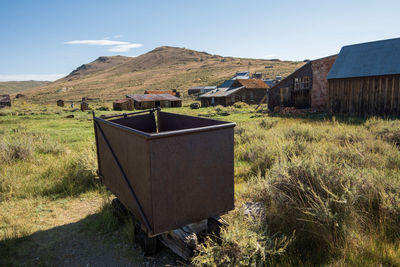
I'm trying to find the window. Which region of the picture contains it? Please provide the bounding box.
[294,78,300,89]
[301,76,310,89]
[241,92,246,102]
[231,95,235,103]
[250,91,254,102]
[211,97,215,105]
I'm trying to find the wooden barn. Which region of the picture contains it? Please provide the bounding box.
[126,94,182,110]
[113,98,134,111]
[200,79,269,107]
[268,55,337,111]
[0,94,11,108]
[328,38,400,116]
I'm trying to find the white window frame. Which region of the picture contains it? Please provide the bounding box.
[294,78,300,90]
[302,76,310,89]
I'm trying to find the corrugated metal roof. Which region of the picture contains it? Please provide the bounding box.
[264,79,275,87]
[188,86,205,90]
[144,90,178,96]
[327,37,400,79]
[218,80,235,88]
[236,79,269,89]
[114,98,132,103]
[200,86,245,98]
[126,94,181,102]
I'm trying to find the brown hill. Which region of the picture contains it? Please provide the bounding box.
[0,80,50,95]
[27,46,304,103]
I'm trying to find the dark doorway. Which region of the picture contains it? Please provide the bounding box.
[155,101,161,107]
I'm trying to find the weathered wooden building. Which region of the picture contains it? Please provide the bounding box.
[200,79,269,107]
[268,55,337,111]
[81,101,89,111]
[113,98,134,111]
[126,94,182,110]
[56,99,64,107]
[0,95,11,108]
[328,38,400,116]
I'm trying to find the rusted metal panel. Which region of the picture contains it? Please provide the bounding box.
[94,110,236,236]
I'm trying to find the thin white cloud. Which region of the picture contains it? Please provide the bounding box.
[0,74,65,82]
[108,43,143,52]
[65,40,129,46]
[65,39,143,52]
[113,34,122,39]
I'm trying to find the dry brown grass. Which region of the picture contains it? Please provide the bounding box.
[25,46,304,103]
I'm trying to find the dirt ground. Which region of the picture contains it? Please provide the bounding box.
[6,198,184,267]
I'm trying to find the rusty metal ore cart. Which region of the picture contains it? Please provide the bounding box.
[93,109,235,258]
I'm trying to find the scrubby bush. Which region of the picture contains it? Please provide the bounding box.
[194,116,400,265]
[0,137,33,164]
[193,213,294,266]
[233,101,249,109]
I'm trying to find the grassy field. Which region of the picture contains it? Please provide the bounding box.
[1,100,399,266]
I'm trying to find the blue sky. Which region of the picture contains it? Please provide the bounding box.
[1,0,399,81]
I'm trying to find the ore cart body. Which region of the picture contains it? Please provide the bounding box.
[93,109,235,238]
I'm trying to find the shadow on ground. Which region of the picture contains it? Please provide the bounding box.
[1,213,183,267]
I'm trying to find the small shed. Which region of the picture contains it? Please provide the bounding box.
[113,98,134,111]
[57,99,64,107]
[328,38,400,116]
[126,94,182,110]
[0,95,11,108]
[81,101,89,111]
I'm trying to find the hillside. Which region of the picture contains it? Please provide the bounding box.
[0,81,50,95]
[27,46,305,103]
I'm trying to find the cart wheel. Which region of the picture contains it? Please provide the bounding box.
[135,227,158,256]
[111,198,129,222]
[208,217,223,237]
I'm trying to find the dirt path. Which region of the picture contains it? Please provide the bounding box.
[7,198,182,266]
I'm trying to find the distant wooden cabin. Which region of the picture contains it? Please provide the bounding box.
[81,101,89,111]
[0,95,11,108]
[113,98,134,111]
[268,55,337,111]
[57,99,64,107]
[126,94,182,110]
[144,89,180,98]
[200,79,269,107]
[328,38,400,116]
